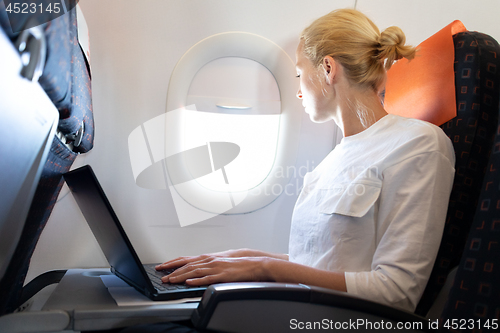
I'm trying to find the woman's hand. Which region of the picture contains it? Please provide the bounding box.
[156,252,346,292]
[160,256,271,286]
[155,248,288,272]
[155,249,251,272]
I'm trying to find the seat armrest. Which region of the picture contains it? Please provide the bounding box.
[192,282,429,333]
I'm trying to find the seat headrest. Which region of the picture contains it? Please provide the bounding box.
[385,20,467,126]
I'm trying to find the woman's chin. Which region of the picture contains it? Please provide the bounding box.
[304,107,326,123]
[304,108,314,118]
[307,112,321,123]
[308,113,330,124]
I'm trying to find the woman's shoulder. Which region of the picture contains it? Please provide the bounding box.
[387,115,450,143]
[387,114,442,132]
[383,114,455,162]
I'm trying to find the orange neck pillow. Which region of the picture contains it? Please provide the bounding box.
[385,20,467,126]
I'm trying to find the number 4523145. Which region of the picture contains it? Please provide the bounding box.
[443,319,498,330]
[6,2,61,14]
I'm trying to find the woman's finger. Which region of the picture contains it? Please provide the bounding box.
[160,257,216,282]
[185,273,226,286]
[164,266,214,284]
[155,255,210,270]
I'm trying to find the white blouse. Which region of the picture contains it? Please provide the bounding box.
[289,114,455,312]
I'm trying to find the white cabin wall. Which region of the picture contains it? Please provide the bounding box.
[357,0,500,45]
[27,0,500,281]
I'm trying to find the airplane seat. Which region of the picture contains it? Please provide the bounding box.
[416,30,500,318]
[438,31,500,325]
[0,1,94,320]
[440,109,500,326]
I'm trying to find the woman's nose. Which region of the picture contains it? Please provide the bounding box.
[297,89,303,99]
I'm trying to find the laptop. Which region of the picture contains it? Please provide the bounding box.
[63,165,207,301]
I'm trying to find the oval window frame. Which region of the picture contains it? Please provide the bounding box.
[165,31,302,214]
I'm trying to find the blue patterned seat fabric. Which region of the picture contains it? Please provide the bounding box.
[415,31,500,322]
[440,34,500,327]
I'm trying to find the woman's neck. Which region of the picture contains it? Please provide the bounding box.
[333,85,388,137]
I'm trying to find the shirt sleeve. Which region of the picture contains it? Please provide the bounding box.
[344,150,455,312]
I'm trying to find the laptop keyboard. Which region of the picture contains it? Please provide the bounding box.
[143,264,197,292]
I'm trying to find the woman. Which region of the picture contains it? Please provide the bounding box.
[156,8,455,313]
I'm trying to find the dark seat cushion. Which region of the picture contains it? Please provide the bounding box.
[416,31,500,316]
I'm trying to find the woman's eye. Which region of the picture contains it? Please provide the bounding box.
[296,74,301,78]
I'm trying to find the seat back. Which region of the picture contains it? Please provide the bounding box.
[415,31,500,316]
[441,90,500,326]
[439,32,500,323]
[0,4,94,315]
[0,26,58,291]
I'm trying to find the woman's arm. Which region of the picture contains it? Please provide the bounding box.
[239,249,289,261]
[161,255,346,292]
[155,248,288,271]
[265,258,347,291]
[343,150,455,311]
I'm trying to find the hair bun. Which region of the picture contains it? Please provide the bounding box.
[378,26,416,69]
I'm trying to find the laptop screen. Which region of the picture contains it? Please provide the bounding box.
[64,165,153,294]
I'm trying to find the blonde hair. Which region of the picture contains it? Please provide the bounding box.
[300,8,416,91]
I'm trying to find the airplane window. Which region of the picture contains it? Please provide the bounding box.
[158,32,301,223]
[184,57,281,193]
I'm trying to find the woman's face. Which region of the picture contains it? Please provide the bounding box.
[295,42,332,123]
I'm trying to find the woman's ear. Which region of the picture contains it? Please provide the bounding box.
[322,56,336,85]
